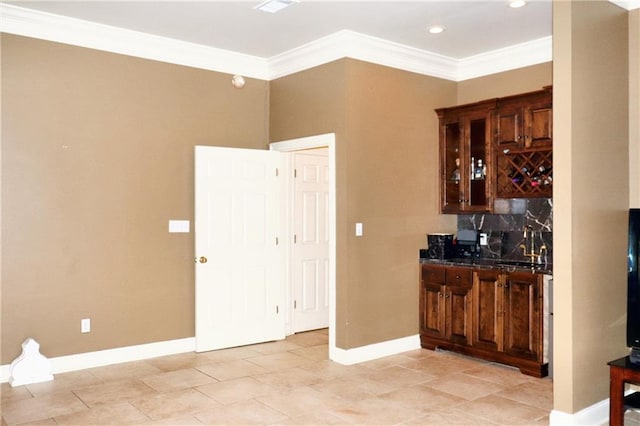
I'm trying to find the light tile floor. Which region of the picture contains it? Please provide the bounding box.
[1,329,556,425]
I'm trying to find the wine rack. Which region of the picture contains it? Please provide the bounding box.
[496,148,552,198]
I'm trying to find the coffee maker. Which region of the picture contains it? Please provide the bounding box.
[453,229,481,258]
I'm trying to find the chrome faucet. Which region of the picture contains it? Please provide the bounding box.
[520,225,547,264]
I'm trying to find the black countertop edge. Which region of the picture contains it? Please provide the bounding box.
[420,258,553,275]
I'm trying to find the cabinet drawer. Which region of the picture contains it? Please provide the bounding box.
[422,265,445,284]
[445,267,472,287]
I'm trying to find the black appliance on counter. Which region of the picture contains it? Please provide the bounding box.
[425,233,454,259]
[453,229,481,258]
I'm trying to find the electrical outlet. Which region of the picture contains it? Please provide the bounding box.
[81,318,91,333]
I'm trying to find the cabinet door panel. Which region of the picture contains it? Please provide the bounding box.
[421,283,445,338]
[447,285,473,345]
[495,105,522,148]
[527,106,552,148]
[472,270,503,352]
[503,272,541,360]
[466,117,490,210]
[442,121,463,212]
[437,101,494,214]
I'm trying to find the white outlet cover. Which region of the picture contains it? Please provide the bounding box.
[169,220,190,233]
[81,318,91,333]
[355,222,363,237]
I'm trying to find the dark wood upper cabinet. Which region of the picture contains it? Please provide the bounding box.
[494,87,552,150]
[436,100,496,214]
[493,87,553,199]
[436,87,553,210]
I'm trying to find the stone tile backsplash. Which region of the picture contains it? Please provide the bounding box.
[457,198,553,263]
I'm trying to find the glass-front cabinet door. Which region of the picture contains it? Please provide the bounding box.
[441,120,463,212]
[437,101,494,214]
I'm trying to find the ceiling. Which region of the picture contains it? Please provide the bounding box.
[6,0,554,59]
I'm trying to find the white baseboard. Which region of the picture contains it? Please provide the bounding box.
[1,337,195,384]
[0,333,614,426]
[2,334,419,382]
[329,334,421,365]
[550,398,610,426]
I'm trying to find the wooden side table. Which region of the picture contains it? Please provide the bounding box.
[608,356,640,426]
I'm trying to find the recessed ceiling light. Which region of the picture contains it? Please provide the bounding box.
[429,26,445,34]
[255,0,299,13]
[509,0,527,8]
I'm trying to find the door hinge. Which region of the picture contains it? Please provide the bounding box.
[276,305,279,314]
[276,236,279,245]
[294,169,297,178]
[294,300,297,309]
[294,234,297,243]
[275,168,279,177]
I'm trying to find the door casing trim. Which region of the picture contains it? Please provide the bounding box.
[270,133,337,360]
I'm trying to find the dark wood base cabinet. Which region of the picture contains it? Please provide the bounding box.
[420,264,548,378]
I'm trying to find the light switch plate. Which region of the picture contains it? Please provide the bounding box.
[355,222,363,237]
[169,220,190,233]
[81,318,91,333]
[480,233,488,246]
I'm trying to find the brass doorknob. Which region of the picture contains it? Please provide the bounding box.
[195,256,208,264]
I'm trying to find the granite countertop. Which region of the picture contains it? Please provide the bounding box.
[420,257,553,275]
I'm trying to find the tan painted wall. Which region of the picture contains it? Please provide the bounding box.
[2,32,556,364]
[269,60,351,347]
[456,62,553,105]
[342,60,457,348]
[1,34,270,363]
[270,59,552,349]
[271,59,458,348]
[631,9,640,208]
[553,1,630,413]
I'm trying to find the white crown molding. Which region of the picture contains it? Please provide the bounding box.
[0,3,552,82]
[610,0,640,10]
[0,3,271,80]
[457,36,553,81]
[267,30,459,81]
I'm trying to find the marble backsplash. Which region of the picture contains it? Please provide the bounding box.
[457,198,553,263]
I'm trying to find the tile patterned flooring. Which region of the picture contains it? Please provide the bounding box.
[1,329,555,425]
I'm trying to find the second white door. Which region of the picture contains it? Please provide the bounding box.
[292,149,329,332]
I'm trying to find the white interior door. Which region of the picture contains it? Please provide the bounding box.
[194,146,284,352]
[292,149,330,332]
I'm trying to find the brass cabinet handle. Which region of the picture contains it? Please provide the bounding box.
[195,256,208,264]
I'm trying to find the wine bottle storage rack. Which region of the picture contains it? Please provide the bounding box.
[496,149,552,198]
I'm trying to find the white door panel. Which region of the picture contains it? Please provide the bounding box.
[293,150,329,332]
[195,146,284,352]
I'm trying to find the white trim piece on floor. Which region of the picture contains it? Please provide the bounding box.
[0,337,195,384]
[330,334,421,366]
[549,399,609,426]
